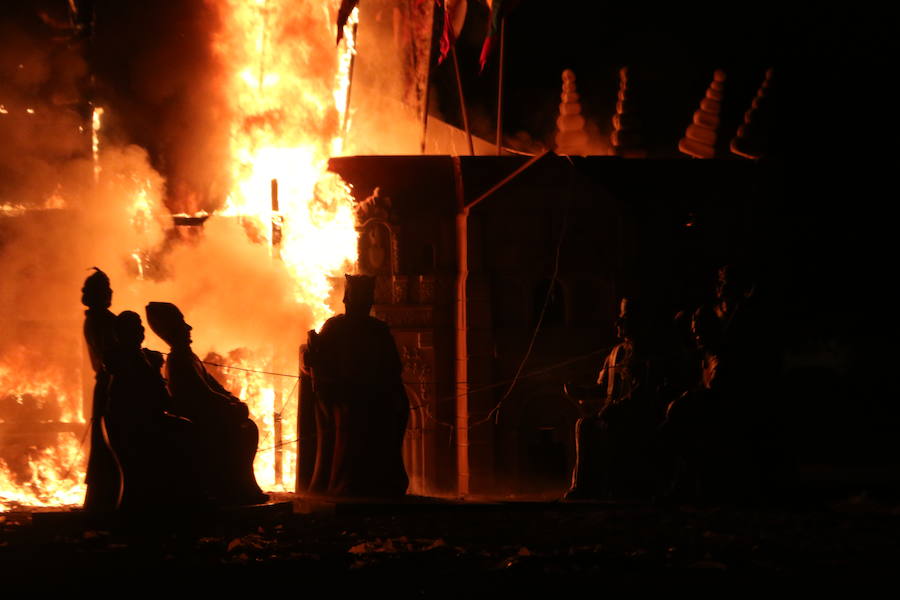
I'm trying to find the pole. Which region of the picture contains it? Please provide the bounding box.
[450,45,475,155]
[341,20,359,144]
[271,177,283,486]
[495,17,505,156]
[421,65,432,155]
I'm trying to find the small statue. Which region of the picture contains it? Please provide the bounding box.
[145,301,267,505]
[565,298,667,500]
[81,267,121,513]
[304,274,409,498]
[106,311,197,509]
[661,264,786,501]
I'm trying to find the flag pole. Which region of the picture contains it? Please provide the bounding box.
[451,45,475,155]
[421,78,431,154]
[495,16,505,155]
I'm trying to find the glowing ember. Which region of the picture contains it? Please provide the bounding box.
[92,106,104,181]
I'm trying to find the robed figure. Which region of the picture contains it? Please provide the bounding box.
[662,265,786,501]
[565,298,670,500]
[81,268,121,513]
[105,311,199,509]
[304,275,409,498]
[145,302,267,505]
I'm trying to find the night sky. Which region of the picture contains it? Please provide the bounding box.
[433,1,896,159]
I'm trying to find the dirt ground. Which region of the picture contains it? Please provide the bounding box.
[3,483,900,593]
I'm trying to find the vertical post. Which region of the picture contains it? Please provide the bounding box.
[495,17,505,156]
[341,20,359,144]
[271,178,282,250]
[271,177,283,487]
[274,388,283,488]
[450,45,475,155]
[452,157,469,497]
[456,210,470,497]
[421,72,432,155]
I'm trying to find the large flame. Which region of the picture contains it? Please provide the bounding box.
[204,0,359,492]
[216,0,358,326]
[1,1,359,507]
[0,345,85,511]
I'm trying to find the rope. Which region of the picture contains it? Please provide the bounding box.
[470,177,571,428]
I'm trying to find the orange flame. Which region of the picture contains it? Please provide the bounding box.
[1,1,358,507]
[0,346,85,511]
[212,0,358,492]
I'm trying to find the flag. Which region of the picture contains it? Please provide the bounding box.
[336,0,360,44]
[479,0,518,71]
[438,0,468,64]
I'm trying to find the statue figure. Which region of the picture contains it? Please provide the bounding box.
[81,268,121,513]
[105,311,197,509]
[145,302,267,505]
[565,298,668,500]
[304,274,409,498]
[661,263,786,501]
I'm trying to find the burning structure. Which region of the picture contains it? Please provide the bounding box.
[3,1,887,509]
[1,0,359,510]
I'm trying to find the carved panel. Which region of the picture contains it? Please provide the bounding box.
[373,305,434,328]
[400,344,433,409]
[392,275,409,304]
[374,275,392,304]
[410,274,435,304]
[359,221,393,276]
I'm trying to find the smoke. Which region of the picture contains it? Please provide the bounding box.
[1,2,355,502]
[92,0,231,214]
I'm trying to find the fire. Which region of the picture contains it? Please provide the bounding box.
[216,0,358,326]
[210,351,299,492]
[0,433,86,511]
[92,106,104,181]
[0,345,85,511]
[211,0,359,492]
[1,1,359,507]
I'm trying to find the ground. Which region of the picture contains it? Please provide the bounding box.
[3,483,900,592]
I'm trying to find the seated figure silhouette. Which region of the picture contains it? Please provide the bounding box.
[106,311,199,509]
[81,267,121,513]
[305,274,409,498]
[145,302,267,505]
[663,265,786,502]
[565,298,669,500]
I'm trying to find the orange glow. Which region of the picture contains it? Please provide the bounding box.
[92,106,104,181]
[211,0,358,492]
[0,346,85,511]
[216,0,358,327]
[1,1,359,507]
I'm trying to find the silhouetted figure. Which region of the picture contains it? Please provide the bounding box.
[145,302,267,505]
[565,298,669,500]
[662,305,735,499]
[106,311,198,509]
[304,274,409,498]
[662,264,786,501]
[714,263,788,497]
[81,268,121,513]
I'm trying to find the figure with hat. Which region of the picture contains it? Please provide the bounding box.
[81,267,122,513]
[564,297,670,500]
[145,301,267,505]
[303,274,409,498]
